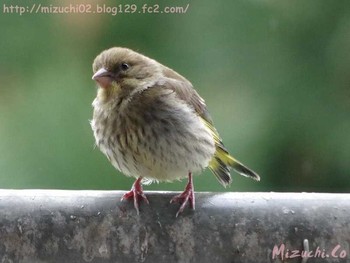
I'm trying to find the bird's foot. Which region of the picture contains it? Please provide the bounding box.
[121,177,149,214]
[170,173,195,217]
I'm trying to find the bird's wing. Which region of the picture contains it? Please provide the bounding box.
[157,69,260,185]
[160,67,214,124]
[156,70,234,185]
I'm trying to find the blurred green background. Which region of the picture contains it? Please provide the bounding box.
[0,0,349,193]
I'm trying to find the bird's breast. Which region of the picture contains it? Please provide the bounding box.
[91,97,216,181]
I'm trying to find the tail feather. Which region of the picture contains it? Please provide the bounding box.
[208,157,232,187]
[209,144,260,187]
[229,157,260,181]
[201,116,260,186]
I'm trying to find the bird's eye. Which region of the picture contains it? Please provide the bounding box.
[120,63,130,71]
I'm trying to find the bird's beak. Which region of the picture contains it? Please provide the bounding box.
[92,68,114,89]
[92,67,110,80]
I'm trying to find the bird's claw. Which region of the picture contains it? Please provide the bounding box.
[121,178,149,214]
[170,191,195,217]
[170,173,195,217]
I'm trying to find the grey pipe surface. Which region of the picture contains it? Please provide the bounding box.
[0,190,349,263]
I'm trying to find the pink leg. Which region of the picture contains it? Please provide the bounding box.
[170,173,195,217]
[121,177,149,214]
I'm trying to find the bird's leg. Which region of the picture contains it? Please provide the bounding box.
[170,172,195,217]
[121,177,149,214]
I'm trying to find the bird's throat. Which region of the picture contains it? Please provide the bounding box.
[97,82,122,103]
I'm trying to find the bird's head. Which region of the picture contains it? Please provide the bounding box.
[92,47,161,102]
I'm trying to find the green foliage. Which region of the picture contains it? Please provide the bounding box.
[0,0,349,192]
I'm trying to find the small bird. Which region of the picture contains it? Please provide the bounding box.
[91,47,260,217]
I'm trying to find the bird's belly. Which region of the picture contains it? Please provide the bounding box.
[92,111,216,182]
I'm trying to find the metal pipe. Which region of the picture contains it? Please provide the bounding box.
[0,190,349,263]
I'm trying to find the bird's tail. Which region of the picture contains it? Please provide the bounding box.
[201,117,260,187]
[209,144,260,187]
